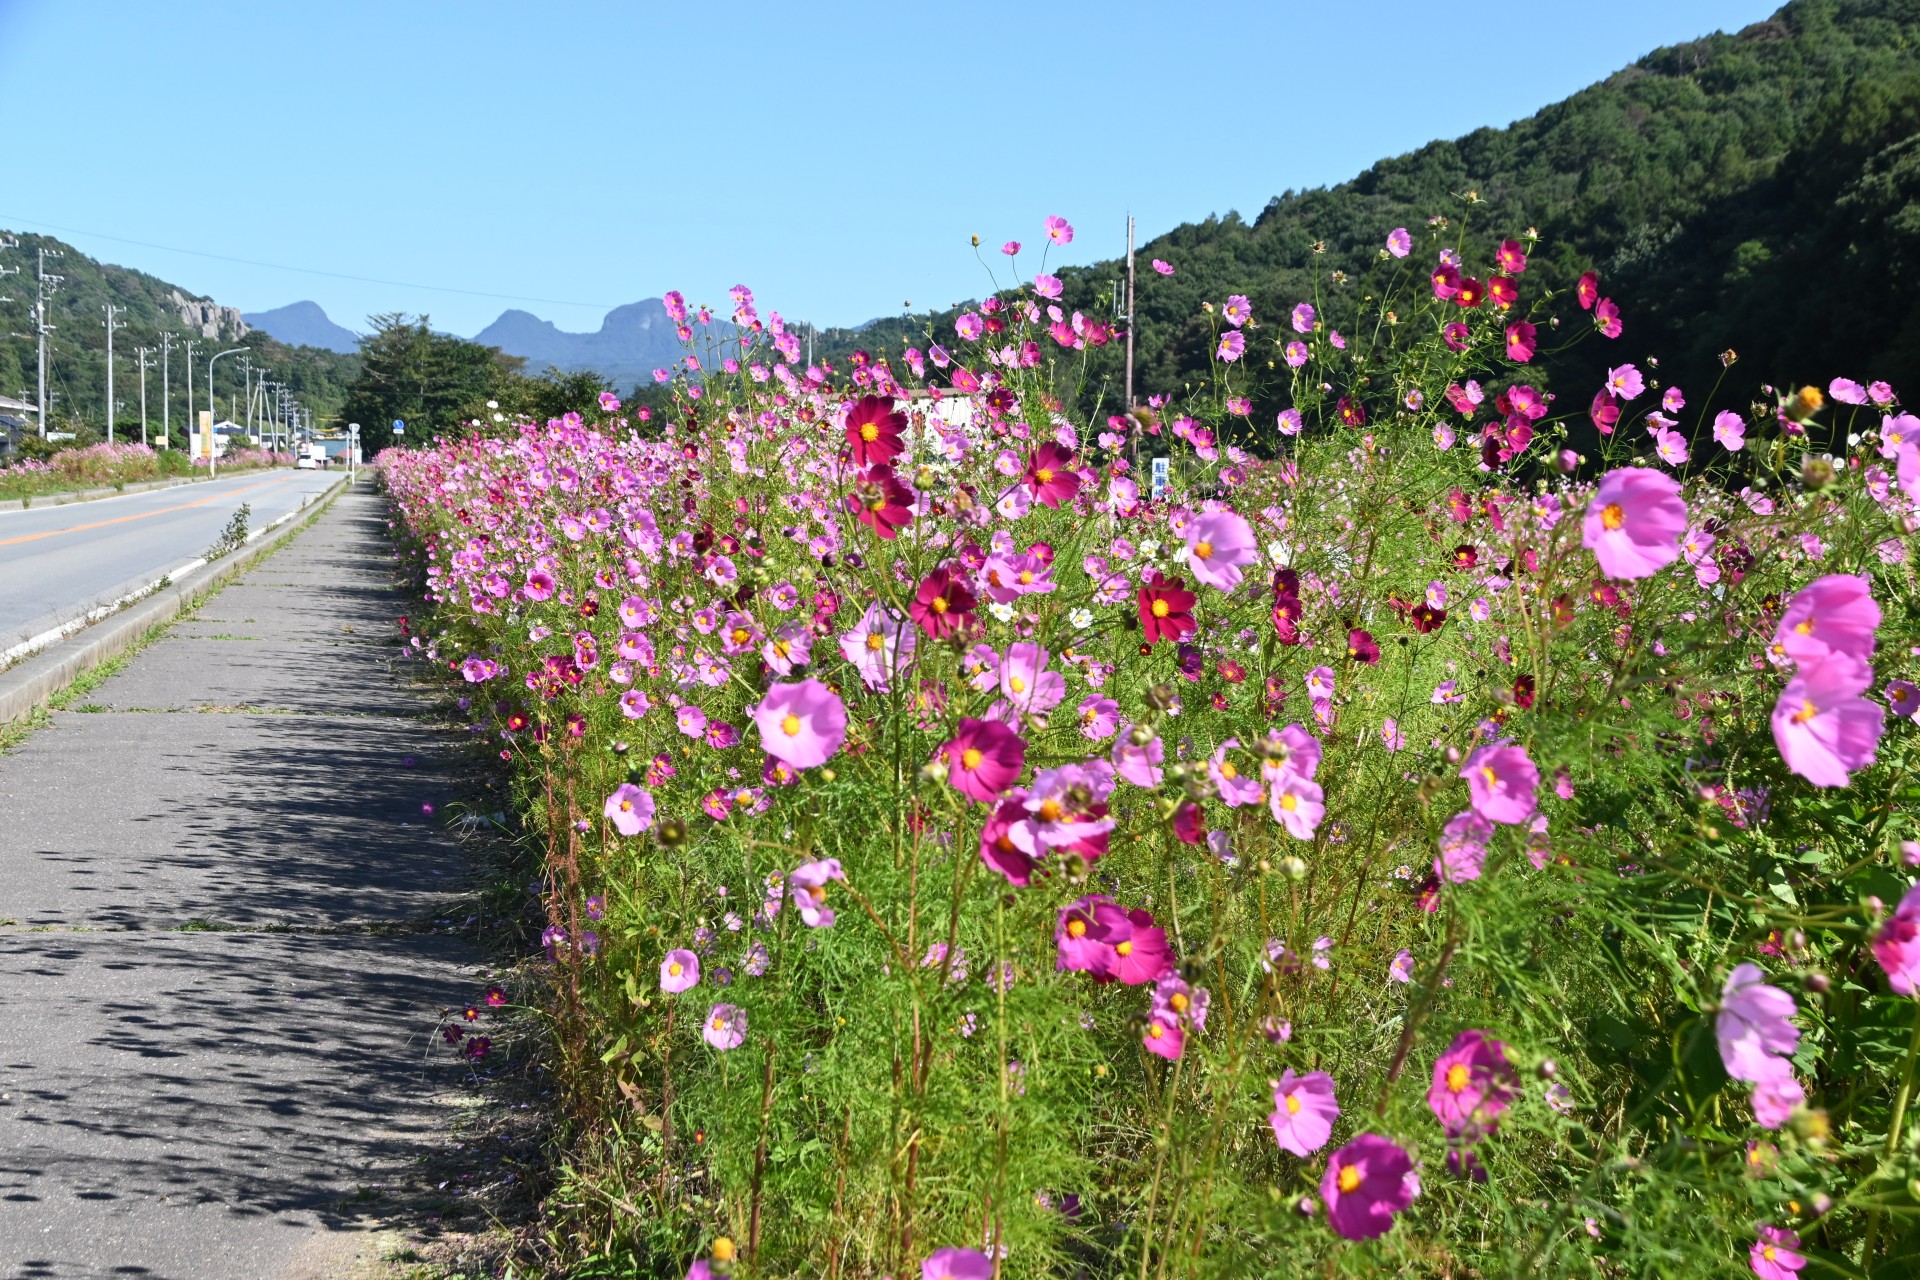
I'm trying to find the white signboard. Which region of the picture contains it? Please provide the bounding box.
[1151,456,1170,500]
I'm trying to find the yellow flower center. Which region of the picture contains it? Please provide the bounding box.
[1447,1063,1470,1092]
[1279,792,1298,812]
[1019,570,1035,584]
[1220,762,1238,780]
[1151,600,1170,618]
[930,596,949,614]
[1146,1022,1164,1039]
[669,962,683,976]
[1600,503,1625,531]
[1009,675,1027,693]
[1035,467,1055,483]
[1337,1166,1362,1193]
[961,747,985,770]
[620,800,634,812]
[1762,1246,1776,1262]
[1170,992,1189,1012]
[865,632,885,651]
[1793,619,1813,635]
[781,714,802,736]
[773,639,791,658]
[1115,940,1134,957]
[732,628,750,644]
[1481,766,1498,786]
[711,1016,726,1031]
[1039,799,1063,822]
[1285,1093,1301,1115]
[1193,541,1213,560]
[1066,918,1086,938]
[1791,699,1818,725]
[869,498,887,512]
[860,422,879,441]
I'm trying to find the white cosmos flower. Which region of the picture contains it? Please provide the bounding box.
[988,601,1016,622]
[1068,608,1093,629]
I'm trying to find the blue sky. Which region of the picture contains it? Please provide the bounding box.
[0,0,1773,338]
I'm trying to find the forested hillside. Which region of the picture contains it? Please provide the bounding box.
[825,0,1920,439]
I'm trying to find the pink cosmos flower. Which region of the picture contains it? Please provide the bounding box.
[910,565,978,639]
[1751,1072,1805,1129]
[1459,741,1538,825]
[1291,302,1316,333]
[1138,574,1198,646]
[1112,725,1165,787]
[604,783,656,836]
[1000,240,1020,256]
[703,1003,747,1051]
[660,948,700,993]
[1386,227,1411,258]
[1605,363,1645,399]
[1505,320,1537,363]
[1871,880,1920,994]
[788,858,844,928]
[1389,949,1414,983]
[1043,215,1074,245]
[1055,894,1117,974]
[1496,238,1528,274]
[1717,962,1799,1084]
[1268,1069,1339,1156]
[1774,573,1880,668]
[1714,410,1746,451]
[1885,680,1919,720]
[1034,273,1063,300]
[1151,258,1174,275]
[1321,1134,1418,1240]
[955,312,983,342]
[523,571,555,602]
[1268,771,1325,839]
[1284,340,1309,367]
[942,718,1026,803]
[1207,739,1263,807]
[754,679,847,770]
[1772,657,1884,787]
[1142,1013,1184,1060]
[1223,295,1252,327]
[1105,906,1175,985]
[979,794,1038,886]
[923,1247,993,1280]
[1583,466,1688,580]
[1829,376,1868,405]
[1216,330,1245,363]
[1183,509,1258,591]
[762,623,812,676]
[1431,263,1461,300]
[1305,666,1335,699]
[1750,1226,1807,1280]
[1654,429,1689,466]
[1000,641,1066,716]
[1078,694,1120,740]
[1436,809,1493,882]
[839,602,915,692]
[1442,321,1470,351]
[1023,442,1081,507]
[1594,298,1622,337]
[1428,1029,1518,1135]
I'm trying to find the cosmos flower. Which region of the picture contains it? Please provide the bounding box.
[909,565,979,639]
[942,718,1026,804]
[1386,227,1411,258]
[1717,963,1799,1083]
[1749,1226,1807,1280]
[1138,574,1198,646]
[1460,741,1539,825]
[604,783,656,836]
[1023,443,1082,507]
[1043,215,1074,245]
[1436,810,1493,883]
[1773,574,1880,668]
[1771,657,1884,787]
[923,1247,993,1280]
[660,949,700,994]
[1268,1069,1339,1156]
[1871,881,1920,995]
[1320,1135,1417,1240]
[1505,320,1537,363]
[753,679,847,770]
[1582,466,1687,579]
[1216,330,1246,363]
[1428,1029,1518,1136]
[703,1003,747,1051]
[1183,509,1258,591]
[788,858,845,928]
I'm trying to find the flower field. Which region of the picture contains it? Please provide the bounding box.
[381,216,1920,1278]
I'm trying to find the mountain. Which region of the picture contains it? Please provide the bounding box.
[0,231,360,436]
[471,299,688,391]
[242,301,360,354]
[823,0,1920,440]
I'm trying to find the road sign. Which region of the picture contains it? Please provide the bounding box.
[392,419,404,434]
[1151,456,1170,500]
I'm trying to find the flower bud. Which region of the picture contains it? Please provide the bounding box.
[1537,1058,1558,1079]
[1800,455,1836,490]
[1555,449,1579,473]
[1129,723,1156,747]
[656,817,689,848]
[920,758,950,785]
[1278,855,1308,880]
[1295,1194,1318,1217]
[1803,971,1830,995]
[1145,683,1178,711]
[711,1238,736,1263]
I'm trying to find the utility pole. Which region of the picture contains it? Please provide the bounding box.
[103,303,126,443]
[35,247,64,438]
[1124,214,1136,413]
[136,347,152,445]
[184,339,199,462]
[208,347,246,479]
[159,332,174,449]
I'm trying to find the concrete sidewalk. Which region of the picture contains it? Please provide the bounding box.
[0,483,485,1280]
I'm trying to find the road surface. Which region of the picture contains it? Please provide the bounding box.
[0,468,343,660]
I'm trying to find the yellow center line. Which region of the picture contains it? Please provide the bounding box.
[0,474,295,548]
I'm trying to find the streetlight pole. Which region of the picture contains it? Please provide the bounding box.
[183,339,199,461]
[136,346,151,446]
[103,303,125,443]
[207,347,247,479]
[159,333,174,449]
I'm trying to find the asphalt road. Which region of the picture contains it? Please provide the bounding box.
[0,486,484,1279]
[0,469,343,657]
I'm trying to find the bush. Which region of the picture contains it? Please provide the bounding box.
[381,217,1920,1278]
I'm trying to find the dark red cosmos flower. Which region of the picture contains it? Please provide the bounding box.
[1336,397,1367,427]
[485,986,507,1007]
[844,395,906,466]
[1452,544,1479,571]
[1454,276,1486,308]
[1576,271,1600,310]
[1513,674,1536,710]
[1138,573,1198,646]
[1271,596,1303,645]
[1431,264,1462,300]
[1488,275,1518,309]
[1346,628,1381,665]
[1023,443,1082,507]
[1172,801,1205,844]
[848,463,915,540]
[909,565,977,638]
[1410,604,1447,634]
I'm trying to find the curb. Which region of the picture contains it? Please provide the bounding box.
[0,473,355,727]
[0,463,297,513]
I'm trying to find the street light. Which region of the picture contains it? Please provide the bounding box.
[207,347,247,479]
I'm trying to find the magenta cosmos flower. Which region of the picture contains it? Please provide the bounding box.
[788,857,844,928]
[1505,320,1537,363]
[1582,466,1687,580]
[703,1003,747,1051]
[909,565,978,639]
[1138,574,1198,646]
[1459,741,1538,825]
[753,679,847,770]
[1717,962,1799,1084]
[1427,1029,1518,1135]
[1216,330,1246,363]
[1142,1013,1184,1060]
[1771,657,1884,787]
[848,462,915,540]
[1773,573,1879,668]
[604,783,656,836]
[1268,1069,1339,1156]
[1872,880,1920,995]
[1320,1134,1418,1240]
[843,394,905,467]
[942,718,1026,803]
[1183,509,1259,591]
[1435,810,1493,883]
[660,948,700,994]
[923,1247,992,1280]
[1022,442,1081,507]
[1749,1226,1807,1280]
[1043,214,1073,245]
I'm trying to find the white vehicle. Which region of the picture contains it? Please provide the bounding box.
[297,442,328,470]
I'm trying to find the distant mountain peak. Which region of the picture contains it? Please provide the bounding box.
[241,301,361,354]
[470,298,681,389]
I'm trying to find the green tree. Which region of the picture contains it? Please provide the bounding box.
[339,314,524,450]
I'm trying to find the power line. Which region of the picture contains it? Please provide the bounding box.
[0,213,624,312]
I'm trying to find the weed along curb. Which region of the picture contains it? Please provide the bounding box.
[0,464,294,514]
[0,473,352,729]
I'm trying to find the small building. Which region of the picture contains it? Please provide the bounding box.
[0,395,36,459]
